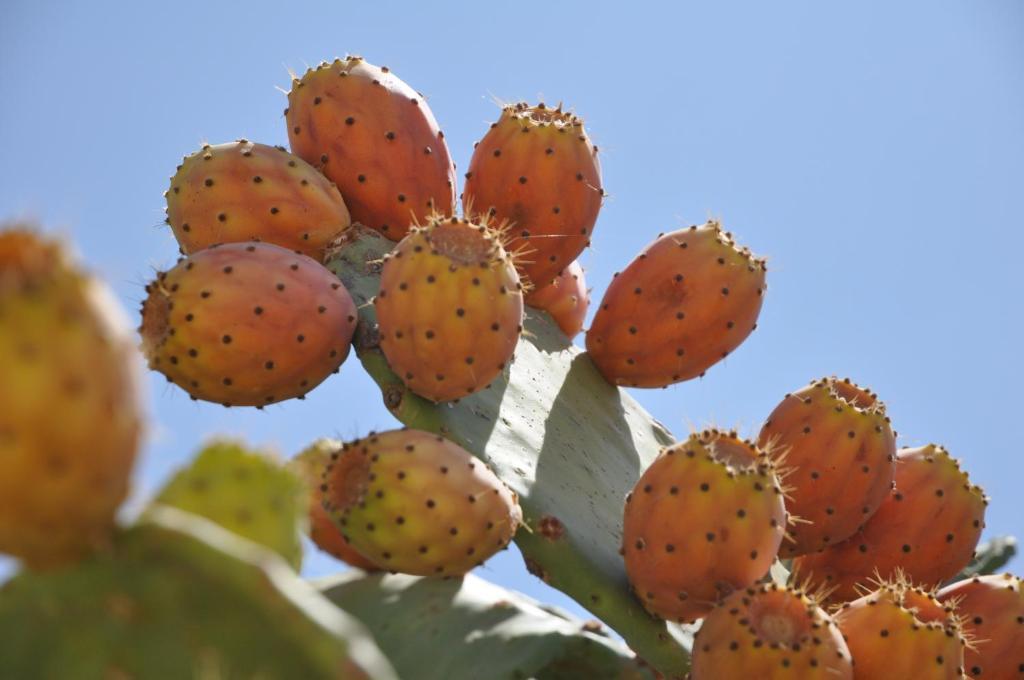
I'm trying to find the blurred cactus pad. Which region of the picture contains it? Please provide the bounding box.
[0,506,396,680]
[328,227,691,674]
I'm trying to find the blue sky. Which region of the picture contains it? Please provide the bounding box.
[2,0,1021,621]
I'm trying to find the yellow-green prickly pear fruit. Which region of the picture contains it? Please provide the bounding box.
[0,225,144,569]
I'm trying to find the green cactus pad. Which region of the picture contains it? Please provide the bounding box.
[151,439,305,569]
[319,571,656,680]
[327,227,691,677]
[953,535,1018,581]
[0,505,396,680]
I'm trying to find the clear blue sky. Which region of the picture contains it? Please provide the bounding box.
[2,0,1021,621]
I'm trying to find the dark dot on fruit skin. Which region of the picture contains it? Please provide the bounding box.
[204,178,214,187]
[222,335,232,344]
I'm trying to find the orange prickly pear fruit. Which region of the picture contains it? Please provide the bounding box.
[585,221,766,388]
[321,429,522,577]
[285,56,456,240]
[834,575,968,680]
[0,226,144,569]
[462,102,603,289]
[164,140,351,259]
[622,429,787,623]
[524,260,588,339]
[690,582,853,679]
[139,242,357,407]
[794,444,987,603]
[291,439,379,571]
[375,215,524,402]
[939,573,1024,679]
[757,376,897,557]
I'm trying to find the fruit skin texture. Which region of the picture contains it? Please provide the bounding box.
[321,429,522,577]
[690,583,853,679]
[939,573,1024,679]
[375,216,524,402]
[463,102,602,288]
[139,242,357,407]
[585,221,766,388]
[0,227,144,569]
[757,376,896,557]
[524,260,588,339]
[292,439,379,571]
[622,429,787,623]
[165,140,351,259]
[286,56,456,240]
[794,444,987,603]
[835,579,966,680]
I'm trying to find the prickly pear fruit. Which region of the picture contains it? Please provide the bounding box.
[292,439,379,570]
[375,215,524,402]
[690,582,853,679]
[585,221,766,388]
[321,429,522,577]
[622,429,787,623]
[165,140,351,259]
[524,260,588,339]
[463,102,603,288]
[286,56,456,239]
[794,444,987,603]
[0,506,397,680]
[757,376,896,556]
[834,576,967,680]
[0,226,143,569]
[139,242,357,407]
[152,440,306,569]
[939,573,1024,679]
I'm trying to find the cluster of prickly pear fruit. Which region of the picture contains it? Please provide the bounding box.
[0,226,144,569]
[4,48,1020,680]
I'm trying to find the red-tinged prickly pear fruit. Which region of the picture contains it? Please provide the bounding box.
[375,215,524,402]
[165,140,351,259]
[0,226,144,569]
[834,576,967,680]
[285,56,456,240]
[622,429,787,623]
[321,429,522,577]
[690,583,853,679]
[585,221,766,388]
[139,242,357,407]
[794,444,987,603]
[524,260,588,339]
[939,573,1024,679]
[463,102,602,288]
[757,376,896,557]
[291,439,379,571]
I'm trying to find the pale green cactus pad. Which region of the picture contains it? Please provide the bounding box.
[953,536,1018,581]
[327,228,691,677]
[151,439,306,569]
[0,506,396,680]
[319,570,656,680]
